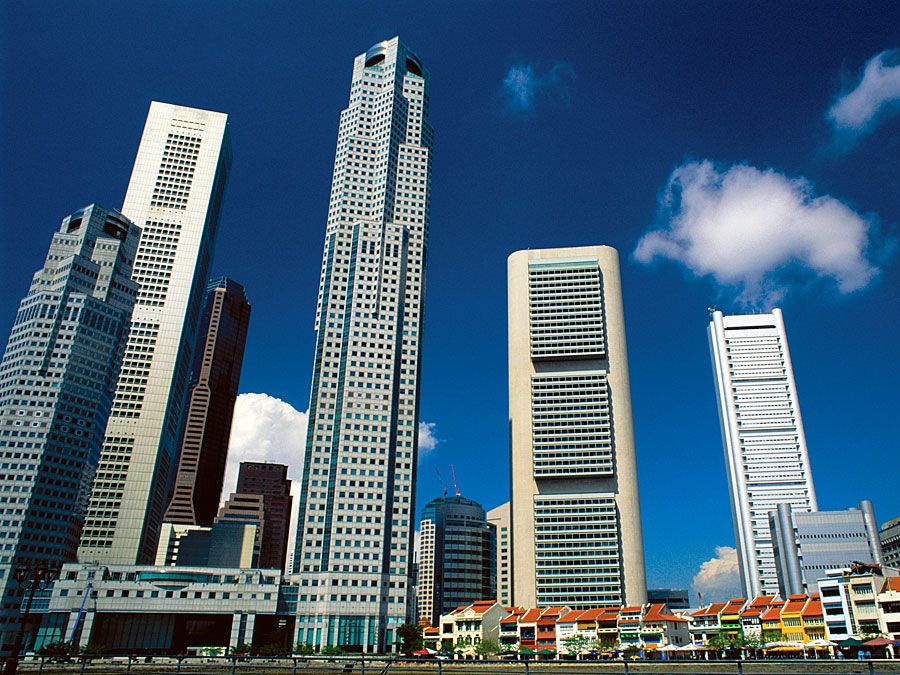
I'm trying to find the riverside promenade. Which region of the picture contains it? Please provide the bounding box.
[15,656,900,675]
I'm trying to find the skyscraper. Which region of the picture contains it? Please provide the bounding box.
[0,205,140,648]
[164,277,251,527]
[486,502,511,606]
[292,37,433,652]
[708,308,817,598]
[416,496,496,627]
[79,102,232,565]
[508,246,647,609]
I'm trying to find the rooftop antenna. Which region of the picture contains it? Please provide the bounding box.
[450,464,461,497]
[434,468,447,497]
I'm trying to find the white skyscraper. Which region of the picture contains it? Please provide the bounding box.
[0,205,139,648]
[708,308,817,598]
[78,102,232,564]
[508,246,647,609]
[291,38,432,652]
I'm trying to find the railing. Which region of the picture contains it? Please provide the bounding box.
[12,655,900,675]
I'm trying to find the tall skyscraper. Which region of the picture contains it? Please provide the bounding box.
[881,517,900,570]
[0,205,140,648]
[79,102,232,565]
[486,502,511,606]
[508,246,647,609]
[164,277,250,527]
[708,308,817,598]
[292,37,433,652]
[415,496,496,627]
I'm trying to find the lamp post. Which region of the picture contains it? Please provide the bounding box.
[3,561,59,675]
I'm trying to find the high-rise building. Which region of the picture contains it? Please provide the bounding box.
[880,517,900,570]
[708,308,817,598]
[647,588,690,610]
[486,502,511,606]
[291,37,433,652]
[416,496,496,627]
[771,500,884,596]
[231,462,292,571]
[164,277,251,527]
[508,246,647,609]
[0,205,140,648]
[79,102,232,565]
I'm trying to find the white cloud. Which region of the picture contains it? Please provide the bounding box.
[418,421,438,454]
[501,62,575,114]
[692,546,742,603]
[633,160,882,307]
[828,49,900,135]
[223,393,308,499]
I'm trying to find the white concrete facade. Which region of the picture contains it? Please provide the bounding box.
[291,37,433,652]
[508,246,646,609]
[487,502,511,606]
[708,309,817,598]
[79,103,231,565]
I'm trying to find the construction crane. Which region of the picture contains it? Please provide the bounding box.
[434,467,448,497]
[450,464,461,497]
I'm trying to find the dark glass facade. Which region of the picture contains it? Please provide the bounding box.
[420,496,496,625]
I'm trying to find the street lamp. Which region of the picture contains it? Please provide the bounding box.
[3,561,60,675]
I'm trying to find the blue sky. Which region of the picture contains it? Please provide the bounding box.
[2,2,898,599]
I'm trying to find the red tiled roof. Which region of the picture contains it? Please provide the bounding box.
[424,627,439,636]
[721,598,746,614]
[620,605,643,613]
[782,594,808,614]
[692,602,727,618]
[760,605,782,621]
[520,608,543,623]
[580,607,617,621]
[644,604,689,623]
[801,596,823,618]
[558,610,587,623]
[885,577,900,592]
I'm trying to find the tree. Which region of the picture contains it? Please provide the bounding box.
[561,633,596,658]
[320,645,343,656]
[474,639,500,658]
[294,643,316,656]
[37,641,79,662]
[397,622,424,654]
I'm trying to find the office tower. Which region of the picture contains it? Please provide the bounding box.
[771,500,884,595]
[164,277,251,527]
[708,308,817,598]
[486,502,511,606]
[647,589,690,610]
[508,246,647,609]
[155,521,258,568]
[230,462,292,571]
[292,37,433,652]
[881,517,900,570]
[0,205,139,648]
[79,102,232,565]
[415,496,496,627]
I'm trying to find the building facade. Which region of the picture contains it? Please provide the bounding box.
[79,102,232,565]
[415,496,496,626]
[291,37,433,651]
[230,462,292,571]
[508,246,647,609]
[0,205,140,649]
[880,517,900,570]
[164,277,251,527]
[708,308,817,598]
[771,500,884,596]
[486,501,511,606]
[647,588,690,610]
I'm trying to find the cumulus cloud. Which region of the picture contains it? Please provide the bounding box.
[692,546,742,603]
[633,160,882,307]
[418,421,438,454]
[828,49,900,136]
[501,62,575,114]
[223,393,308,499]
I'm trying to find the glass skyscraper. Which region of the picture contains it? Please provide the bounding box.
[416,496,496,627]
[291,37,433,652]
[0,205,140,649]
